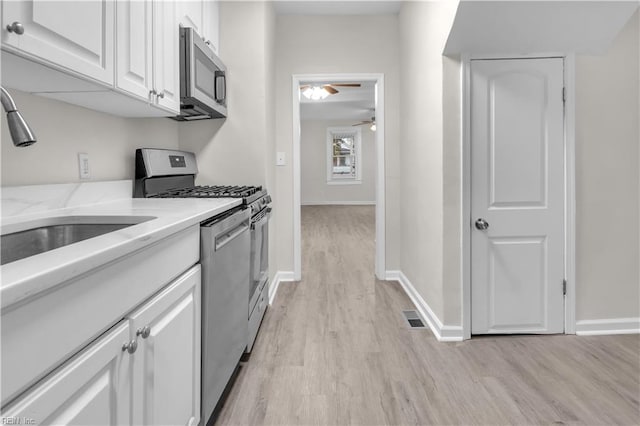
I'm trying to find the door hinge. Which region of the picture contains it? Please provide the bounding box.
[562,87,566,104]
[562,279,567,296]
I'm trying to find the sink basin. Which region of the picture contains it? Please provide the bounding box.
[1,216,155,265]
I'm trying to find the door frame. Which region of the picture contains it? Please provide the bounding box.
[461,54,576,339]
[292,73,386,280]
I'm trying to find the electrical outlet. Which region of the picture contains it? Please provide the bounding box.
[78,153,90,179]
[276,152,286,166]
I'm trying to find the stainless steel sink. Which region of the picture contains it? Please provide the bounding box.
[1,216,155,265]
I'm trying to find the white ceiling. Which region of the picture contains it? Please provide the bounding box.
[274,1,402,16]
[444,1,640,55]
[300,81,375,121]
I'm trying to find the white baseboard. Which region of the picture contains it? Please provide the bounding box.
[386,270,463,342]
[268,271,295,305]
[575,318,640,336]
[301,201,375,206]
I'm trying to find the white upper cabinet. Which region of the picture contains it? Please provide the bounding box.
[2,0,115,85]
[202,0,219,55]
[153,0,180,113]
[178,0,219,55]
[177,0,203,34]
[116,0,153,100]
[116,0,179,114]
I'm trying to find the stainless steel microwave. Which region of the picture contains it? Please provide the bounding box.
[174,27,227,121]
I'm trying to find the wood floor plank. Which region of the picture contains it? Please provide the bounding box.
[216,205,640,426]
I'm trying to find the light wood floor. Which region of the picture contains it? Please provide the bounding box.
[216,205,640,425]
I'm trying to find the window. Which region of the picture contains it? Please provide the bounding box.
[326,127,362,184]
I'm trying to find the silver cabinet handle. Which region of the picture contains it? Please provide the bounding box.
[6,22,24,35]
[122,340,138,354]
[136,325,151,339]
[157,90,165,99]
[475,218,489,230]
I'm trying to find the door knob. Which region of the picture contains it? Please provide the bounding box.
[136,325,151,339]
[122,340,138,354]
[475,218,489,230]
[6,22,24,35]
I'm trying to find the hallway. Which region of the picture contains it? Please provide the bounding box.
[216,205,639,425]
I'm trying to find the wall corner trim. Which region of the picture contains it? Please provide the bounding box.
[575,318,640,336]
[268,270,296,305]
[385,270,464,342]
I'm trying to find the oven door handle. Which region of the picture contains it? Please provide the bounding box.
[215,222,249,251]
[251,207,272,230]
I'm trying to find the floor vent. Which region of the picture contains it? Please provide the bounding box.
[403,310,426,329]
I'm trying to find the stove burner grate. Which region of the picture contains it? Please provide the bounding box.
[150,185,264,200]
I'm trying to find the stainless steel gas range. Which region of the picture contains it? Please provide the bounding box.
[134,148,271,425]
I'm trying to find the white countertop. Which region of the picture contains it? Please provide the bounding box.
[1,182,241,309]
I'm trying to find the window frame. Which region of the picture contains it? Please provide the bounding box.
[326,126,362,185]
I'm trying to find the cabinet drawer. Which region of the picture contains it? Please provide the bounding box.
[1,225,199,406]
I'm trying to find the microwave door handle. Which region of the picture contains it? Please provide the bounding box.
[215,73,226,103]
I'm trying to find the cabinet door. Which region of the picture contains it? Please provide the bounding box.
[176,0,203,35]
[153,0,180,113]
[116,0,153,100]
[202,0,219,55]
[129,265,201,426]
[2,0,115,85]
[2,321,131,425]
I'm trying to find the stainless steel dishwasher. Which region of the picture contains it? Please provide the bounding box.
[200,206,250,425]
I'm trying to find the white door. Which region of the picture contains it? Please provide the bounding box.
[128,266,201,426]
[2,321,131,425]
[2,0,114,84]
[471,58,565,334]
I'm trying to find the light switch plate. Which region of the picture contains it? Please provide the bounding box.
[276,152,286,166]
[78,153,90,179]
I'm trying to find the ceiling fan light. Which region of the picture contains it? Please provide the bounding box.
[301,87,313,99]
[311,86,329,100]
[370,123,377,131]
[301,85,330,100]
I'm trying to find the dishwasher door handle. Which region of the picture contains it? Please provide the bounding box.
[215,222,249,251]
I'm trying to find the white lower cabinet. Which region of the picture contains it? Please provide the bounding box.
[2,265,201,426]
[2,321,132,425]
[129,264,201,426]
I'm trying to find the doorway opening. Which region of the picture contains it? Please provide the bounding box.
[292,73,386,280]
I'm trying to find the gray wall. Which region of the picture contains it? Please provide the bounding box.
[178,1,274,188]
[398,1,459,322]
[301,120,375,205]
[575,11,639,321]
[399,4,639,328]
[0,89,179,186]
[274,14,401,273]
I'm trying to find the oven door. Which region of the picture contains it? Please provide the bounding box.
[249,207,271,313]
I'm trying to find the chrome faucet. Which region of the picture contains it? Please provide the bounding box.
[1,86,36,147]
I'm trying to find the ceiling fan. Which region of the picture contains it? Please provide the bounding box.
[353,116,375,126]
[299,83,361,99]
[353,116,376,131]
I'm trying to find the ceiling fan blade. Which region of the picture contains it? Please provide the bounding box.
[323,85,339,94]
[352,121,372,126]
[330,83,362,87]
